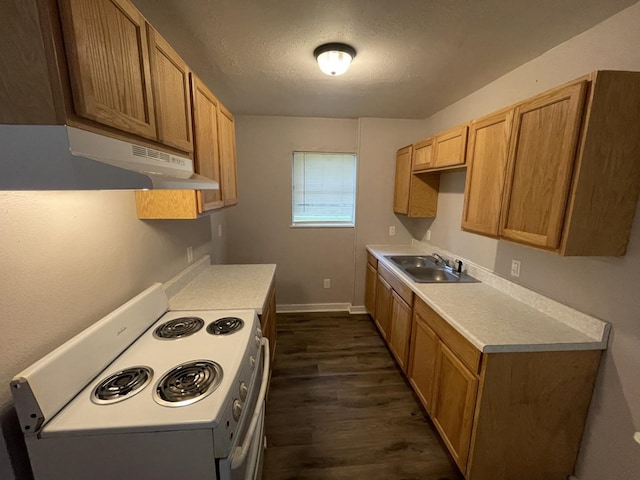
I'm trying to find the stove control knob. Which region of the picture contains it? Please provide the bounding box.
[239,382,248,402]
[255,336,261,348]
[232,399,243,421]
[250,356,256,369]
[256,327,263,337]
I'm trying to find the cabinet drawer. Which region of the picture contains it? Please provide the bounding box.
[378,263,413,305]
[367,251,378,269]
[414,297,481,374]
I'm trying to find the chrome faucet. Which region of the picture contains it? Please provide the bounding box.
[432,253,449,267]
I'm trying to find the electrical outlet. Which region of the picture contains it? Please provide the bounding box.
[389,226,396,236]
[426,229,431,241]
[510,259,521,277]
[217,224,223,238]
[323,279,331,289]
[187,246,193,263]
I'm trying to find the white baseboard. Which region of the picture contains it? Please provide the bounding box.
[276,303,368,314]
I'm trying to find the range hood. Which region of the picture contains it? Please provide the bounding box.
[0,125,219,191]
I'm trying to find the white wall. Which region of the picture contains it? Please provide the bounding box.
[352,118,431,306]
[228,116,428,308]
[226,116,359,306]
[0,191,224,478]
[418,3,640,478]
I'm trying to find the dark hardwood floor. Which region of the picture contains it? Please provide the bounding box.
[263,311,464,480]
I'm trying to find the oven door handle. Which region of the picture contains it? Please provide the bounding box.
[230,337,270,469]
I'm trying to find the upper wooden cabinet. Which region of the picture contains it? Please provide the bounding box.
[135,76,238,219]
[463,71,640,256]
[412,138,434,172]
[2,0,212,157]
[501,80,588,250]
[430,124,468,170]
[58,0,157,140]
[461,109,514,236]
[217,103,239,207]
[192,74,223,211]
[393,145,440,217]
[411,124,468,173]
[407,296,600,479]
[148,25,193,152]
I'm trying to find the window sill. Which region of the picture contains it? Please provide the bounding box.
[290,223,355,228]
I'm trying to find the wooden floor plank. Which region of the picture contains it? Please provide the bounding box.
[263,312,463,480]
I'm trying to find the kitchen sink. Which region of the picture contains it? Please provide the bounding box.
[386,255,479,283]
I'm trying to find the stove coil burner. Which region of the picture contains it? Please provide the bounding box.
[92,366,153,405]
[154,360,223,407]
[154,317,205,339]
[206,317,244,335]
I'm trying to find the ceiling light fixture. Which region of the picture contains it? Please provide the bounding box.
[313,43,356,76]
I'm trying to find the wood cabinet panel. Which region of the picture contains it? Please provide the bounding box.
[365,262,377,317]
[148,26,192,152]
[191,74,223,211]
[430,124,468,170]
[500,80,588,249]
[462,109,513,237]
[412,138,433,172]
[393,145,412,214]
[218,103,238,206]
[134,189,199,219]
[58,0,156,139]
[468,350,601,480]
[260,280,277,370]
[374,274,392,340]
[408,310,439,414]
[432,343,478,474]
[393,145,440,217]
[388,291,412,372]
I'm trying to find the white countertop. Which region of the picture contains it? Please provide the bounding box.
[368,245,609,353]
[165,256,276,314]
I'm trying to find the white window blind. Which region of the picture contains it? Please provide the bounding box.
[292,152,357,226]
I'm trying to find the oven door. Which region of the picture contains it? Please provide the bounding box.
[219,338,269,480]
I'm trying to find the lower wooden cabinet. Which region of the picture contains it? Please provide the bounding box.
[408,308,439,414]
[408,297,601,480]
[393,145,440,217]
[374,274,392,340]
[373,262,414,373]
[388,290,412,371]
[259,279,277,370]
[364,254,377,317]
[431,342,478,472]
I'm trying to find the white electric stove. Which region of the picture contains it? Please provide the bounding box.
[11,283,269,480]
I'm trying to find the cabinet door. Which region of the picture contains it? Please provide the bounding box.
[432,343,479,474]
[431,125,468,170]
[412,138,433,172]
[393,145,412,214]
[260,282,277,368]
[388,291,412,372]
[191,74,223,212]
[365,262,377,317]
[374,275,392,340]
[148,26,193,152]
[408,310,439,414]
[500,80,588,249]
[461,109,513,236]
[59,0,156,139]
[218,103,238,206]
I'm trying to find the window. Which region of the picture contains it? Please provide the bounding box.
[292,152,357,227]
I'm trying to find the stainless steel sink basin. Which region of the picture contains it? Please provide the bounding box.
[385,255,478,284]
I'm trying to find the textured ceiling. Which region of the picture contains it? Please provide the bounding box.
[132,0,638,119]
